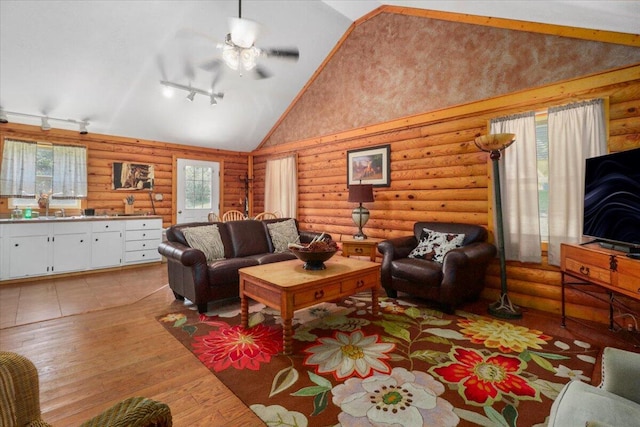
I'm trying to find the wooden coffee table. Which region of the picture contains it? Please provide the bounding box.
[239,256,381,355]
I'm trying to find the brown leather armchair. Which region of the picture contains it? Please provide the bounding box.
[378,222,497,313]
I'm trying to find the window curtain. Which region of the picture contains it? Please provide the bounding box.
[547,98,606,266]
[0,139,37,197]
[52,144,88,199]
[264,156,297,218]
[490,112,541,263]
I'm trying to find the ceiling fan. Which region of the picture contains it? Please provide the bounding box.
[203,0,300,79]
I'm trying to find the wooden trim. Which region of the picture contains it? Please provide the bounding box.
[253,64,640,156]
[381,5,640,47]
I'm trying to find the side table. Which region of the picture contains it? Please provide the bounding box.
[341,237,383,262]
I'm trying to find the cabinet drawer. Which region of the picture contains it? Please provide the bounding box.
[341,272,379,293]
[91,221,122,233]
[124,249,161,263]
[125,219,162,231]
[126,229,162,241]
[5,223,49,237]
[293,282,341,306]
[564,258,610,285]
[125,239,161,251]
[53,221,91,234]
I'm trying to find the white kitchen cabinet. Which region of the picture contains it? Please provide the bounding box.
[124,218,162,264]
[0,216,162,281]
[52,222,91,273]
[3,223,52,279]
[91,220,123,269]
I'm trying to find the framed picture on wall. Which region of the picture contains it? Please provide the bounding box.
[347,144,390,187]
[112,162,154,190]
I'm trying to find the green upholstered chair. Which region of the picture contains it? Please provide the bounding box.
[0,351,172,427]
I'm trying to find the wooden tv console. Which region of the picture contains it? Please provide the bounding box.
[561,242,640,330]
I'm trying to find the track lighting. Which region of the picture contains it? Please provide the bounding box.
[160,80,224,105]
[0,110,90,134]
[41,117,51,131]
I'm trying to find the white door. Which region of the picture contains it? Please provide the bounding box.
[176,158,220,224]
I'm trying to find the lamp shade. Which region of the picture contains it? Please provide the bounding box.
[348,184,374,203]
[474,133,516,153]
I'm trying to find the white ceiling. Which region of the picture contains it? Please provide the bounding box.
[1,1,638,152]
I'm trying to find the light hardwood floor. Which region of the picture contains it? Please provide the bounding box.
[0,264,264,426]
[1,264,638,426]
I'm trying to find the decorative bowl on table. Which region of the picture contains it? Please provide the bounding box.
[289,240,338,270]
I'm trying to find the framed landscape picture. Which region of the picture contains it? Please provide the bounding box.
[112,162,154,190]
[347,144,390,187]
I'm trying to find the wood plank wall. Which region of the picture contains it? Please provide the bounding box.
[0,125,249,228]
[252,65,640,324]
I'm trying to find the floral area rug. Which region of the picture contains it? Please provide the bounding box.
[157,294,598,426]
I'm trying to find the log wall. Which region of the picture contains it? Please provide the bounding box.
[252,65,640,324]
[0,125,249,228]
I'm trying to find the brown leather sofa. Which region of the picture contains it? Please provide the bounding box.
[377,222,496,313]
[158,218,328,313]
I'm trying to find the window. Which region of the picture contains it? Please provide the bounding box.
[535,113,549,242]
[184,165,212,209]
[1,139,87,210]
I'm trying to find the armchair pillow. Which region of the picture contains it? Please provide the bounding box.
[182,224,225,263]
[267,219,301,253]
[408,228,465,263]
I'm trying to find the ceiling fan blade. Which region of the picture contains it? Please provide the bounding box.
[262,47,300,60]
[253,65,272,80]
[200,58,223,72]
[228,17,261,48]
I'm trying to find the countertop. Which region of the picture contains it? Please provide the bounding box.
[0,215,163,224]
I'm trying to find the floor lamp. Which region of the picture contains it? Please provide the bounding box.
[474,133,523,319]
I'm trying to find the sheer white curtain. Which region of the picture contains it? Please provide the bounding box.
[490,112,541,263]
[265,155,297,218]
[0,139,37,197]
[52,144,88,198]
[547,98,606,265]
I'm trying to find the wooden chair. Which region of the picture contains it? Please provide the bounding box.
[0,351,172,427]
[222,210,246,222]
[207,212,220,222]
[254,212,278,221]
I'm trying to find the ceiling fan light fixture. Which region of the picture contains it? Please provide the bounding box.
[240,47,259,71]
[222,45,239,71]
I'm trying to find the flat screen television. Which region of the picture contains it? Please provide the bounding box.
[583,147,640,253]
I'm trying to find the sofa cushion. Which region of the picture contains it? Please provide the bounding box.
[207,258,259,285]
[548,380,640,427]
[267,218,300,253]
[249,252,297,265]
[182,224,225,263]
[225,220,271,257]
[408,228,465,263]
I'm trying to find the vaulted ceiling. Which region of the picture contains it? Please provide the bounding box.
[1,1,638,152]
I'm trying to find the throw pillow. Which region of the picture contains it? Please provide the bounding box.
[408,228,465,263]
[267,219,300,253]
[182,224,225,263]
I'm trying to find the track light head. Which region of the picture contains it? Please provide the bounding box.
[41,117,51,131]
[186,91,196,102]
[0,109,8,124]
[210,95,218,106]
[79,122,88,135]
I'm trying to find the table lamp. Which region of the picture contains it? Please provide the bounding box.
[348,183,374,240]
